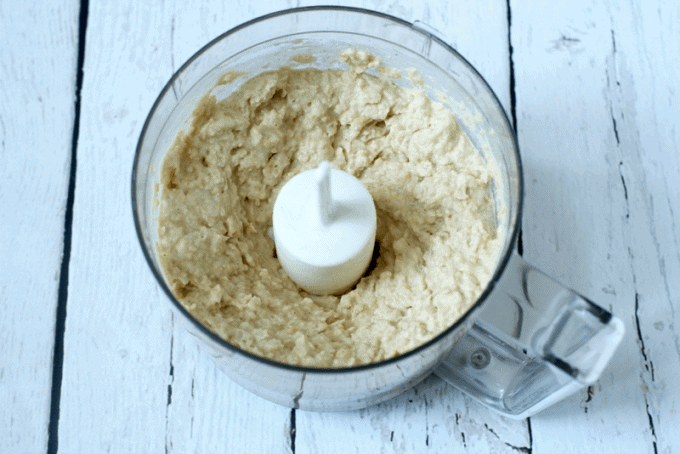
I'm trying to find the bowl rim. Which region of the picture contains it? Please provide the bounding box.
[131,5,524,375]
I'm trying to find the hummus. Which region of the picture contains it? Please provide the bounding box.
[157,50,501,367]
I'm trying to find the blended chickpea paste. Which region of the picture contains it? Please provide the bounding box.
[157,50,502,367]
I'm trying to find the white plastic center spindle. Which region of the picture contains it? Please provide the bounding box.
[273,161,377,295]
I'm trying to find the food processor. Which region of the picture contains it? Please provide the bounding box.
[132,7,624,418]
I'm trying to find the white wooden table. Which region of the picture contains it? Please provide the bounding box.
[3,0,678,452]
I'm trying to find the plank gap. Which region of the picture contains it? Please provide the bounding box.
[289,408,296,453]
[46,1,89,453]
[505,0,517,134]
[506,0,523,258]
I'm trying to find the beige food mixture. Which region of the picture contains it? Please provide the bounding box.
[157,50,501,367]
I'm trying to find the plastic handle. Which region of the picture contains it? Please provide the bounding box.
[435,252,625,419]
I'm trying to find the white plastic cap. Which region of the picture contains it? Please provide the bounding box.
[273,161,377,295]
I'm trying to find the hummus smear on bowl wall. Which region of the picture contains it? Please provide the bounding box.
[157,49,502,368]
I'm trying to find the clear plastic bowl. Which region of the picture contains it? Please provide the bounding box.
[132,6,521,411]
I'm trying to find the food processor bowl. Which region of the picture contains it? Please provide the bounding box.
[133,7,618,415]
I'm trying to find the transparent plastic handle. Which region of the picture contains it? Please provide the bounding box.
[435,252,625,419]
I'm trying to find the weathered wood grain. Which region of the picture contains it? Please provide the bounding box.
[57,1,292,452]
[164,316,292,453]
[513,0,680,452]
[297,376,530,454]
[56,1,179,452]
[0,2,78,452]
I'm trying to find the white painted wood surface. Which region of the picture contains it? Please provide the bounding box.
[2,0,679,453]
[513,1,680,452]
[0,1,78,452]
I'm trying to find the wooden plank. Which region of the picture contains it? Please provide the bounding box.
[278,1,530,452]
[297,376,529,454]
[162,3,295,451]
[57,1,292,452]
[512,0,680,452]
[0,2,78,452]
[55,1,178,452]
[164,317,292,453]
